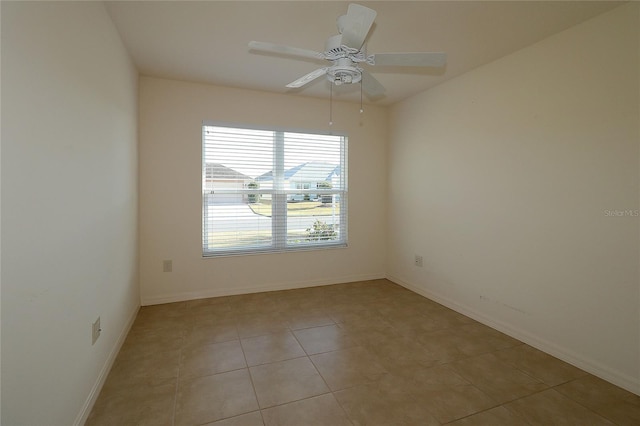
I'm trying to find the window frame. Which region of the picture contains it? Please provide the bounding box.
[202,121,348,257]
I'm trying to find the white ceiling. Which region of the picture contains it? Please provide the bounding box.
[105,1,622,106]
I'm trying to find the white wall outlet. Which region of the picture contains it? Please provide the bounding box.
[414,255,423,267]
[92,317,101,345]
[163,260,172,272]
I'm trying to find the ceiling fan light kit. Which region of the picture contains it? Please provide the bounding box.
[249,3,447,119]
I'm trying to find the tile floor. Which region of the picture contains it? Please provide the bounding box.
[87,279,640,425]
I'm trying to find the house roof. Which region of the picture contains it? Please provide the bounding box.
[206,163,252,180]
[256,162,340,182]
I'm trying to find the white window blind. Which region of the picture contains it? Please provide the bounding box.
[202,123,347,256]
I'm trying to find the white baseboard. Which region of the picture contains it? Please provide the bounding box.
[73,304,140,425]
[141,273,386,306]
[387,274,640,396]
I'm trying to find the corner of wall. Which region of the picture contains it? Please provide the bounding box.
[73,305,139,426]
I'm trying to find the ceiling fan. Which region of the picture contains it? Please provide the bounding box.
[248,3,446,98]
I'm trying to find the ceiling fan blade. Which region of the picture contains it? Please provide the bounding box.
[286,68,328,88]
[371,52,447,67]
[361,70,385,97]
[249,41,325,61]
[339,4,377,50]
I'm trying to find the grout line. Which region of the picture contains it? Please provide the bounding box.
[288,320,337,332]
[548,380,620,424]
[439,403,530,425]
[259,391,336,412]
[170,327,187,426]
[247,354,309,369]
[447,346,613,423]
[328,387,357,425]
[288,319,357,424]
[260,391,334,411]
[238,331,267,425]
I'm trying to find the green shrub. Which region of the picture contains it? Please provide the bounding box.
[247,181,260,203]
[306,219,337,241]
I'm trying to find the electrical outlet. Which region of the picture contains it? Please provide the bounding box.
[163,260,172,273]
[414,255,423,267]
[92,317,101,345]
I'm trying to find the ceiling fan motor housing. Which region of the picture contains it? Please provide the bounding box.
[325,34,346,56]
[328,57,362,85]
[324,34,363,85]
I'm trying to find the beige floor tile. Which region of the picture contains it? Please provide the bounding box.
[241,331,306,366]
[374,298,440,317]
[435,328,510,359]
[236,312,290,338]
[327,305,382,325]
[504,389,614,425]
[334,379,440,425]
[250,357,329,408]
[416,323,517,362]
[365,336,442,375]
[180,340,246,380]
[555,375,640,425]
[104,348,181,389]
[135,302,188,320]
[229,297,281,315]
[262,394,352,426]
[408,382,497,423]
[186,294,233,308]
[186,297,231,318]
[449,352,548,403]
[448,406,530,425]
[493,344,587,386]
[458,323,522,351]
[387,315,452,336]
[119,326,184,357]
[186,303,236,323]
[183,319,238,347]
[310,346,387,391]
[415,327,475,364]
[86,379,176,426]
[293,324,356,355]
[410,364,472,386]
[407,365,498,423]
[425,306,478,328]
[404,365,498,422]
[133,303,190,331]
[175,369,258,426]
[286,309,335,330]
[204,411,264,426]
[279,296,330,313]
[346,326,403,350]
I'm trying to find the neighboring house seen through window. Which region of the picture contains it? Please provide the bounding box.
[202,123,348,256]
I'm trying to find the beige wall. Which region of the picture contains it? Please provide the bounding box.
[1,2,139,424]
[138,77,387,305]
[2,3,637,423]
[388,3,639,393]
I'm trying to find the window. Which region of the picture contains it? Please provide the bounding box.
[202,123,347,256]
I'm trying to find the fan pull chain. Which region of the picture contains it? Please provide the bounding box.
[329,83,333,126]
[360,78,364,113]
